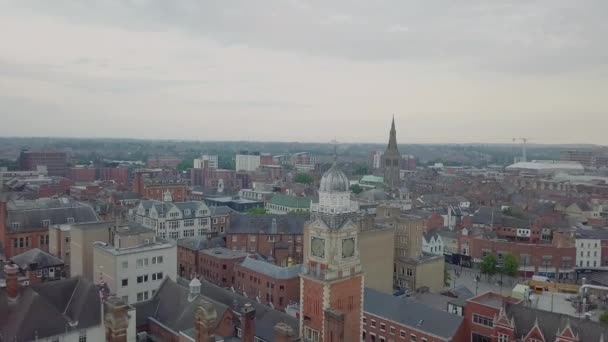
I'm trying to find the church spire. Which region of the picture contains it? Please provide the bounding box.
[387,115,398,151]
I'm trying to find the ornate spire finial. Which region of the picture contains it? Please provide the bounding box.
[331,139,339,162]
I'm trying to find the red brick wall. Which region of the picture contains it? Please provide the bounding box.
[4,231,50,259]
[143,185,188,202]
[233,264,300,310]
[329,275,363,342]
[178,245,198,279]
[302,278,324,332]
[198,253,246,287]
[69,168,96,182]
[148,320,180,342]
[226,233,303,265]
[363,312,454,342]
[463,300,500,342]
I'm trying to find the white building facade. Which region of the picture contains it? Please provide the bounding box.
[193,154,218,169]
[94,226,177,305]
[422,233,444,255]
[132,200,213,240]
[576,238,602,268]
[235,153,261,172]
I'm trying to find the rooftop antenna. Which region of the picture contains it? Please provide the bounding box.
[331,139,339,162]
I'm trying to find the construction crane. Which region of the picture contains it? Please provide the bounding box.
[512,137,529,162]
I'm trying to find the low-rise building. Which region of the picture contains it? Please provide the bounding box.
[177,236,225,279]
[68,221,114,281]
[226,214,307,266]
[132,199,213,240]
[94,224,177,304]
[0,198,99,259]
[266,194,312,215]
[236,151,261,172]
[363,288,466,342]
[234,256,302,310]
[198,247,249,288]
[11,248,65,283]
[422,231,444,255]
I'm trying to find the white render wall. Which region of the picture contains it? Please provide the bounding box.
[36,325,104,342]
[576,238,601,268]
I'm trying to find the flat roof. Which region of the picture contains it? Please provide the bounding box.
[201,247,249,259]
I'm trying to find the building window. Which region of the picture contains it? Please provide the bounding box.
[42,219,51,227]
[389,326,396,335]
[473,313,494,327]
[169,221,180,229]
[371,320,376,328]
[400,331,406,338]
[184,219,194,227]
[380,323,386,331]
[67,217,75,224]
[170,231,179,240]
[380,337,386,342]
[121,279,128,287]
[410,335,417,342]
[498,334,509,342]
[406,268,413,276]
[152,272,164,281]
[363,317,367,325]
[78,331,87,342]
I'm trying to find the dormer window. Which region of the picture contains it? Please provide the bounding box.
[67,217,75,224]
[42,219,51,227]
[10,222,20,230]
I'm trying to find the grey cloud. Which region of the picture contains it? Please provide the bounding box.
[8,0,608,74]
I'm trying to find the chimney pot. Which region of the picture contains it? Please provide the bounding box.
[4,263,20,302]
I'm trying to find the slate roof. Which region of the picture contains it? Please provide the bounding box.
[364,288,463,339]
[228,214,308,235]
[6,198,99,233]
[239,257,302,280]
[136,277,299,341]
[177,236,226,251]
[112,191,141,201]
[357,189,388,202]
[209,205,235,216]
[506,302,608,341]
[133,277,230,334]
[268,194,311,209]
[11,248,64,270]
[0,277,101,341]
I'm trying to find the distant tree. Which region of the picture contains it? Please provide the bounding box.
[295,173,313,185]
[177,159,193,172]
[601,312,608,326]
[218,154,235,170]
[480,254,498,279]
[350,184,363,194]
[354,165,369,175]
[246,207,268,215]
[501,253,519,277]
[444,265,451,287]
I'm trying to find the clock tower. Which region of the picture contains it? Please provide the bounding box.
[301,159,363,342]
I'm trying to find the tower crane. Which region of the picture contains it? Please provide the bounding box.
[512,137,529,162]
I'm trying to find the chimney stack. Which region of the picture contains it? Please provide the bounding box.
[104,296,130,342]
[274,322,295,342]
[4,263,20,302]
[240,303,256,342]
[195,300,217,342]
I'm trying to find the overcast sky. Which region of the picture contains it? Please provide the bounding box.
[0,1,607,144]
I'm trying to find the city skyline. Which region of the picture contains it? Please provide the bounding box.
[1,1,607,144]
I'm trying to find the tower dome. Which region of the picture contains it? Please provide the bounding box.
[319,162,349,192]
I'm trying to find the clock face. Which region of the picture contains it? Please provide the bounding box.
[311,237,325,258]
[342,238,355,258]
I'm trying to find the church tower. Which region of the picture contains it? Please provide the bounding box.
[383,116,401,190]
[301,159,363,342]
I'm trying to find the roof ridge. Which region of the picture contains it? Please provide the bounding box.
[62,277,80,315]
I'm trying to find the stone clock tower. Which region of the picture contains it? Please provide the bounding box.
[300,160,363,342]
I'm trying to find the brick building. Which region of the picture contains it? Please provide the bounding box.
[0,198,99,259]
[19,150,68,177]
[234,256,301,310]
[363,288,466,342]
[147,156,181,169]
[177,236,225,279]
[70,166,129,185]
[226,214,307,266]
[133,171,189,202]
[459,230,576,280]
[462,291,608,342]
[198,247,248,287]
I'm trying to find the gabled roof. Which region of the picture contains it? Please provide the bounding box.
[364,288,463,339]
[506,302,608,341]
[0,277,101,341]
[209,205,235,216]
[11,248,64,270]
[238,257,302,280]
